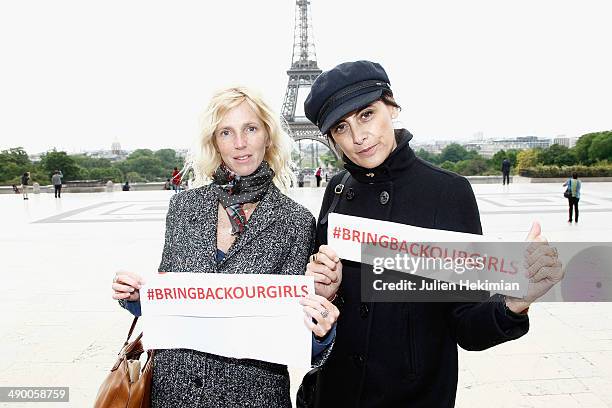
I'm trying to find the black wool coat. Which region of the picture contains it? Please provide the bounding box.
[306,129,529,408]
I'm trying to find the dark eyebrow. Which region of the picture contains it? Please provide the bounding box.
[357,103,376,114]
[335,103,376,125]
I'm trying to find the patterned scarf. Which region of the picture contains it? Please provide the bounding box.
[212,161,274,235]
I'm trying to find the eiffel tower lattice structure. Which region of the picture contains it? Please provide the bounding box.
[281,0,339,159]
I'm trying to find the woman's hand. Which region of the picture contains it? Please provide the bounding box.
[306,245,342,301]
[300,293,340,339]
[506,222,564,313]
[111,270,145,302]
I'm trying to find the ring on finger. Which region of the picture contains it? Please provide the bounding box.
[113,275,118,283]
[320,308,329,319]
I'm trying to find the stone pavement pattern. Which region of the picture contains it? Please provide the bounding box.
[1,182,611,407]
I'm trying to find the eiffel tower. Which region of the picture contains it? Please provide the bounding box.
[281,0,338,160]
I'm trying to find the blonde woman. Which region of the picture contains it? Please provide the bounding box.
[111,87,338,408]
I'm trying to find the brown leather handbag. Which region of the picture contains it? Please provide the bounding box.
[94,317,154,408]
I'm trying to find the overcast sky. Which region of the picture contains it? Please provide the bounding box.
[1,0,610,154]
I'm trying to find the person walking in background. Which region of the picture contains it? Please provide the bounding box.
[122,181,130,191]
[171,167,181,193]
[51,170,63,198]
[20,172,30,200]
[315,166,322,187]
[501,157,511,185]
[563,172,581,223]
[297,171,305,187]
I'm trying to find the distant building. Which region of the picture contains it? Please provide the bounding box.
[412,140,455,154]
[111,139,122,155]
[552,136,578,148]
[86,149,128,161]
[86,140,129,161]
[462,136,552,158]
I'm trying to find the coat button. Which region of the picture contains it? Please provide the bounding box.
[193,377,203,388]
[346,188,355,201]
[360,303,369,318]
[380,191,390,205]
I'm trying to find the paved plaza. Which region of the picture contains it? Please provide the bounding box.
[1,181,612,407]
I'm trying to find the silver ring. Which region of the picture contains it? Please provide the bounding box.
[113,275,118,283]
[320,308,329,319]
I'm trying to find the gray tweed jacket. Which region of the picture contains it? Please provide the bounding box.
[121,183,331,408]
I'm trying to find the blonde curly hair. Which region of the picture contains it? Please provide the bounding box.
[186,86,295,191]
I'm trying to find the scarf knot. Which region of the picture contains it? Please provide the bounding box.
[212,161,274,235]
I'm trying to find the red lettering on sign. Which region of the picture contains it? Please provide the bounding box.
[342,228,351,241]
[245,286,256,298]
[187,288,196,299]
[164,288,173,299]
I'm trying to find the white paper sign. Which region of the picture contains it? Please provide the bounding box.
[140,273,314,367]
[328,213,529,297]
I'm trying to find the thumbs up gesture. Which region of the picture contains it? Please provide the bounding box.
[505,221,565,313]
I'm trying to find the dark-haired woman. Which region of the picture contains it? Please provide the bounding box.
[299,60,564,407]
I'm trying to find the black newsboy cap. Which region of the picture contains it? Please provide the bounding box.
[304,60,391,135]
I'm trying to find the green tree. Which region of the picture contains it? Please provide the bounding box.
[125,171,146,182]
[129,149,154,159]
[319,150,341,168]
[588,131,612,162]
[71,154,113,169]
[415,148,438,164]
[439,161,457,172]
[39,150,81,181]
[540,144,577,166]
[88,167,124,183]
[455,158,489,176]
[0,147,30,166]
[517,149,541,170]
[574,133,598,164]
[490,149,519,172]
[0,147,32,183]
[439,144,471,163]
[117,155,165,181]
[154,148,184,169]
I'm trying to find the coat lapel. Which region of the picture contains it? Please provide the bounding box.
[186,186,219,272]
[220,184,282,267]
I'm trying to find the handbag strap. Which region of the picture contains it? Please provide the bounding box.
[126,316,139,343]
[320,171,351,225]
